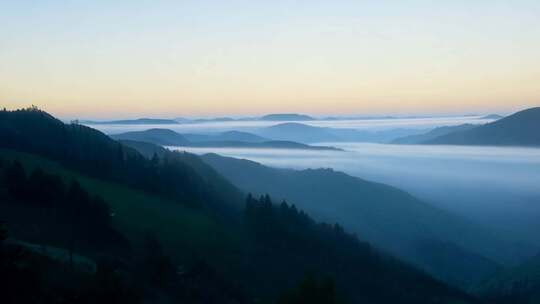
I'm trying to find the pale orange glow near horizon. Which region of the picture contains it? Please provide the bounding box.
[1,1,539,119]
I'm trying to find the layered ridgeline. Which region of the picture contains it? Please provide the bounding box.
[111,128,342,151]
[112,128,269,145]
[392,124,477,144]
[0,109,243,215]
[184,130,268,143]
[394,107,540,146]
[0,108,477,303]
[254,122,424,144]
[200,153,524,289]
[259,113,315,121]
[82,118,179,125]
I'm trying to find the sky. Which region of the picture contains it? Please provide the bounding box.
[1,0,539,119]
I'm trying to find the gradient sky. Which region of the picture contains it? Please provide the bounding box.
[1,0,539,119]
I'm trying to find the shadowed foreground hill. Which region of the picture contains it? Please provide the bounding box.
[0,107,481,303]
[425,107,540,146]
[201,153,518,289]
[0,108,244,215]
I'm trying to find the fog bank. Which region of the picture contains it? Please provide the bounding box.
[87,115,495,135]
[171,143,540,247]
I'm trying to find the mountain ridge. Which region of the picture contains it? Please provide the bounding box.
[425,107,540,146]
[111,128,341,150]
[0,107,480,303]
[200,152,520,287]
[259,113,315,121]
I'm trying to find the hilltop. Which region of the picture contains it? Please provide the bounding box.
[259,113,315,121]
[425,107,540,146]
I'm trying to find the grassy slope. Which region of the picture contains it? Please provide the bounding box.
[0,148,482,303]
[0,148,237,262]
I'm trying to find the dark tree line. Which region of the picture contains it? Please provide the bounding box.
[0,108,242,214]
[0,155,249,303]
[244,193,363,252]
[239,194,477,304]
[0,159,129,256]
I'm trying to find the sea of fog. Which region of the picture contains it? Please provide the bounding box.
[88,115,539,246]
[87,115,495,135]
[169,143,540,246]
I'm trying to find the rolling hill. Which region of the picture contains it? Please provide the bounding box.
[111,128,190,146]
[480,114,503,120]
[392,124,477,144]
[256,122,425,143]
[207,131,268,142]
[256,123,341,143]
[111,128,340,150]
[425,107,540,146]
[0,107,480,303]
[182,130,267,143]
[259,113,315,121]
[201,153,518,288]
[187,140,342,150]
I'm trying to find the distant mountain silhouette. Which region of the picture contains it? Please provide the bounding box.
[326,127,425,143]
[184,130,268,143]
[190,140,342,151]
[425,107,540,146]
[392,124,477,144]
[214,130,266,142]
[190,117,236,123]
[257,122,425,143]
[83,118,179,125]
[259,113,315,121]
[173,117,192,123]
[480,114,504,120]
[111,128,340,150]
[111,128,190,145]
[256,123,341,142]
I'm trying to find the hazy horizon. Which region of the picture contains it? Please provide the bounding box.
[1,104,523,122]
[84,114,498,135]
[2,1,540,118]
[66,110,511,122]
[2,1,540,302]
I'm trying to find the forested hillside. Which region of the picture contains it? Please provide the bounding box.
[0,108,481,303]
[200,153,516,273]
